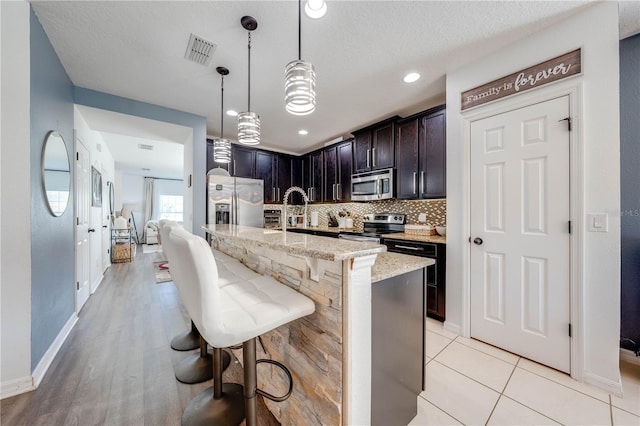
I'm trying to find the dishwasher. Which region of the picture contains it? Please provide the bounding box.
[382,237,446,321]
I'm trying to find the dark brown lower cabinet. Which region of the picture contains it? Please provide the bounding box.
[382,238,446,321]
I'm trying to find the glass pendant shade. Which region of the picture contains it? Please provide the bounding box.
[238,111,260,145]
[213,138,231,163]
[285,59,316,116]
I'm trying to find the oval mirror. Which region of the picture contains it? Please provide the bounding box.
[42,131,71,217]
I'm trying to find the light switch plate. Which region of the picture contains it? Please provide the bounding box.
[587,213,608,232]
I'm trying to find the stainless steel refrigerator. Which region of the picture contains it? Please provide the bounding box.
[207,174,264,228]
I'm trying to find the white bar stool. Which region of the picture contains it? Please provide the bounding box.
[169,229,315,426]
[159,221,230,384]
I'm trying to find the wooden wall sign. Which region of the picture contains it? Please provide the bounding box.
[461,49,581,110]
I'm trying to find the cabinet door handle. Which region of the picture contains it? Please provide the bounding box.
[420,171,425,195]
[307,188,312,202]
[272,187,276,201]
[332,184,336,201]
[413,172,417,194]
[366,149,370,168]
[277,187,280,201]
[372,148,376,167]
[233,160,237,176]
[395,244,423,251]
[337,183,341,200]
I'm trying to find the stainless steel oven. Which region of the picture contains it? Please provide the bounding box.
[350,168,394,201]
[338,213,405,242]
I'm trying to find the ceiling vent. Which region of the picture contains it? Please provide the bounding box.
[185,33,217,66]
[138,143,154,151]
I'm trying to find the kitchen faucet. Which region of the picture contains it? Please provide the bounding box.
[282,186,310,232]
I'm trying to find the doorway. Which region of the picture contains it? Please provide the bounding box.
[469,96,571,373]
[75,137,91,312]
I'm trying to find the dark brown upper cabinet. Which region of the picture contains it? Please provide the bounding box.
[304,150,323,203]
[254,151,301,204]
[323,140,353,202]
[353,119,397,173]
[255,151,277,203]
[395,106,446,200]
[230,145,255,178]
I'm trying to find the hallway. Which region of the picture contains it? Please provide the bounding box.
[0,249,276,425]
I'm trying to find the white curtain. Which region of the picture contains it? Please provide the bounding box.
[142,177,154,243]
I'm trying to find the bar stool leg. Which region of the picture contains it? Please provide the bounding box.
[171,320,200,351]
[181,347,245,426]
[243,338,257,426]
[175,336,231,384]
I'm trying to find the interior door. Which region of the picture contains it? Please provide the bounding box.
[75,139,91,312]
[470,96,571,373]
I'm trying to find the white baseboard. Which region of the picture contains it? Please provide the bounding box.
[443,320,461,336]
[32,312,78,387]
[91,273,104,294]
[583,371,623,398]
[620,348,640,366]
[1,376,35,400]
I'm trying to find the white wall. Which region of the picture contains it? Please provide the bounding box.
[446,2,621,391]
[0,0,33,398]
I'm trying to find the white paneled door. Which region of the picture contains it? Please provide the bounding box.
[75,139,91,312]
[470,96,571,373]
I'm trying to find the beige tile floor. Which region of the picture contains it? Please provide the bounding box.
[409,318,640,426]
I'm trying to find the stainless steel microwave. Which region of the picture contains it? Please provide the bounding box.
[351,168,394,201]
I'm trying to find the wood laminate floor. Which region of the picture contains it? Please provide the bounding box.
[0,248,279,426]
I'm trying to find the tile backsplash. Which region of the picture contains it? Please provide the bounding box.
[266,199,446,230]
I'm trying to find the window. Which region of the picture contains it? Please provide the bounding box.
[158,195,183,222]
[46,190,69,216]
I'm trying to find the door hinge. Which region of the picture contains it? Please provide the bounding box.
[569,323,572,338]
[76,281,80,290]
[559,117,572,131]
[76,152,79,160]
[568,220,572,234]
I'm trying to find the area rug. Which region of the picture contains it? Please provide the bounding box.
[143,244,163,254]
[153,261,172,283]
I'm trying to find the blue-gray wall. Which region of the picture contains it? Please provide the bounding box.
[30,6,75,370]
[73,87,207,237]
[620,33,640,349]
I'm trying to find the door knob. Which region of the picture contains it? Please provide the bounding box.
[88,228,96,233]
[473,237,483,245]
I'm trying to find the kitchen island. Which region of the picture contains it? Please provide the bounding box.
[203,224,434,425]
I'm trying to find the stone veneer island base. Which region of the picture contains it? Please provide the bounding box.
[203,224,434,425]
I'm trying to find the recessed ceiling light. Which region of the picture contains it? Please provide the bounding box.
[305,0,327,19]
[298,129,309,135]
[226,110,238,116]
[403,72,421,83]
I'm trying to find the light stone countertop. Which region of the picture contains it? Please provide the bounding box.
[283,225,359,234]
[203,224,385,261]
[381,233,447,244]
[371,252,435,283]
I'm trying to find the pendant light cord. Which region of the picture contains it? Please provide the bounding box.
[247,31,251,111]
[220,75,224,137]
[298,0,302,60]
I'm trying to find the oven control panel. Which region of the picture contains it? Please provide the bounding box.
[362,213,405,224]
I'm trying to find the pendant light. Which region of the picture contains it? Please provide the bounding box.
[285,0,316,116]
[238,16,260,145]
[305,0,327,19]
[213,66,231,163]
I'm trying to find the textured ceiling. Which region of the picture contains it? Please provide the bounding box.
[32,1,638,160]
